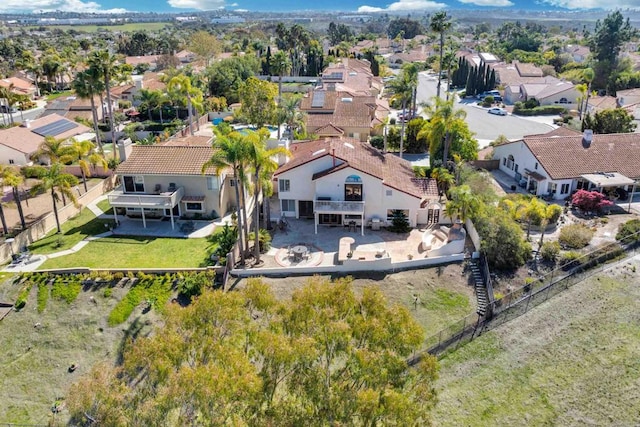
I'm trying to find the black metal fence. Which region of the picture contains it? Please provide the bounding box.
[412,233,640,361]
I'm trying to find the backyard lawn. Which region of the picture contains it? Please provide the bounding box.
[433,257,640,426]
[39,236,212,269]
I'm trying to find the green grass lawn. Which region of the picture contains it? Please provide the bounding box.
[433,260,640,426]
[45,90,74,101]
[39,236,212,269]
[96,199,113,215]
[28,209,114,255]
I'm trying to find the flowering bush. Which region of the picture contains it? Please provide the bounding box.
[571,190,613,212]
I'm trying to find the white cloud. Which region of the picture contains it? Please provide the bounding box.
[0,0,126,13]
[167,0,226,10]
[457,0,513,6]
[357,0,446,12]
[234,8,249,12]
[539,0,640,8]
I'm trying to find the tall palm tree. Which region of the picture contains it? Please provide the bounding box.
[202,130,250,265]
[1,166,26,230]
[30,163,79,233]
[72,70,105,151]
[430,167,454,201]
[281,94,305,139]
[168,74,203,136]
[271,51,291,139]
[430,11,452,99]
[246,128,290,264]
[388,69,415,159]
[88,50,118,159]
[137,88,163,122]
[0,84,21,125]
[32,136,69,165]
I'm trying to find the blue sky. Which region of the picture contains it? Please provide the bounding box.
[0,0,629,14]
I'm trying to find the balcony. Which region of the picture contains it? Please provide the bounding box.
[314,199,365,214]
[108,186,184,209]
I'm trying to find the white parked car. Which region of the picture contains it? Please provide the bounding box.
[487,107,507,116]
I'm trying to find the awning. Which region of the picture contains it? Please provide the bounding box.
[581,172,634,188]
[524,169,546,181]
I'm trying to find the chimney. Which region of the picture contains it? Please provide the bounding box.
[582,129,593,148]
[332,148,336,167]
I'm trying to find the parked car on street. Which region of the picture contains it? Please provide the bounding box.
[488,107,507,116]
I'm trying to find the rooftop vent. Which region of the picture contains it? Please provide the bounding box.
[582,129,593,148]
[341,97,353,103]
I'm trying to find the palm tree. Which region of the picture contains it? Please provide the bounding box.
[430,11,452,99]
[1,166,26,230]
[388,69,414,159]
[419,97,467,166]
[374,115,391,153]
[430,167,454,200]
[30,163,79,233]
[202,130,250,265]
[581,67,595,128]
[88,50,118,159]
[32,136,69,165]
[271,51,291,139]
[246,128,290,264]
[281,94,305,139]
[72,70,105,151]
[137,88,163,122]
[445,184,480,223]
[61,139,106,192]
[0,84,21,125]
[168,74,203,136]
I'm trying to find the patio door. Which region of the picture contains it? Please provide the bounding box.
[165,205,179,217]
[319,214,342,225]
[299,200,314,218]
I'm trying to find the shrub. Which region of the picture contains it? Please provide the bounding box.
[387,210,411,233]
[558,224,594,249]
[512,105,566,116]
[369,135,384,149]
[540,241,561,262]
[22,165,48,178]
[616,219,640,244]
[108,274,173,325]
[546,204,563,225]
[37,282,49,313]
[559,250,582,270]
[177,272,213,299]
[571,190,613,213]
[14,280,34,310]
[103,288,113,298]
[209,224,238,261]
[481,96,494,107]
[248,229,272,252]
[51,279,82,304]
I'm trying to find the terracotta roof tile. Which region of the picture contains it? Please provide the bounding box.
[275,138,438,199]
[162,135,212,146]
[522,132,640,180]
[116,145,217,176]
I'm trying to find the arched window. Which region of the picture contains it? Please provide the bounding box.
[345,175,363,201]
[559,97,568,104]
[506,155,515,170]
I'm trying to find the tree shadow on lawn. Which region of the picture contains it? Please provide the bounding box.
[28,216,114,252]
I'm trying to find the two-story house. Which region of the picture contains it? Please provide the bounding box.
[273,137,438,234]
[108,137,239,229]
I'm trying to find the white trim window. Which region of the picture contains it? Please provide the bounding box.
[560,183,570,194]
[281,199,295,213]
[279,179,290,192]
[207,177,219,191]
[185,202,204,212]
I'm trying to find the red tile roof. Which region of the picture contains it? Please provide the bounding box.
[275,138,438,199]
[522,132,640,180]
[116,145,217,176]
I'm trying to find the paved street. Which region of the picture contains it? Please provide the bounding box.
[415,72,555,148]
[0,102,46,125]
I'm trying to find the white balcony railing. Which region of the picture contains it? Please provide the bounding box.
[314,199,364,214]
[108,186,184,209]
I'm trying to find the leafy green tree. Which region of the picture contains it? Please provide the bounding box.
[582,108,637,134]
[207,55,260,104]
[30,163,79,233]
[430,11,451,99]
[475,206,532,270]
[237,76,277,129]
[589,11,636,93]
[188,30,221,66]
[445,184,481,223]
[68,278,438,425]
[405,117,428,153]
[387,18,424,39]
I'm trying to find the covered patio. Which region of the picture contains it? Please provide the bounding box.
[107,186,184,230]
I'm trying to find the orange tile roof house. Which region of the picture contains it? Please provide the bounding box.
[0,76,37,99]
[109,142,238,228]
[0,114,92,166]
[492,128,640,199]
[273,137,438,233]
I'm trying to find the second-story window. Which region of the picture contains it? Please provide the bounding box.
[345,175,362,201]
[123,175,145,193]
[279,179,290,192]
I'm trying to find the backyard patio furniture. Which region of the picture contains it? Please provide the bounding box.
[291,245,307,261]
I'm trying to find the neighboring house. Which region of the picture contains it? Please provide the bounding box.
[111,72,166,106]
[0,76,37,100]
[0,113,92,165]
[565,45,590,63]
[43,94,116,122]
[321,58,382,96]
[387,47,431,68]
[489,61,545,88]
[109,138,239,228]
[175,50,197,63]
[273,137,439,233]
[492,128,640,200]
[125,55,161,71]
[518,80,579,107]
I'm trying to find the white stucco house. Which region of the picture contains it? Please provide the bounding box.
[273,137,440,234]
[492,128,640,200]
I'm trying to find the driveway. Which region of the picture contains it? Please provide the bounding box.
[416,72,556,148]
